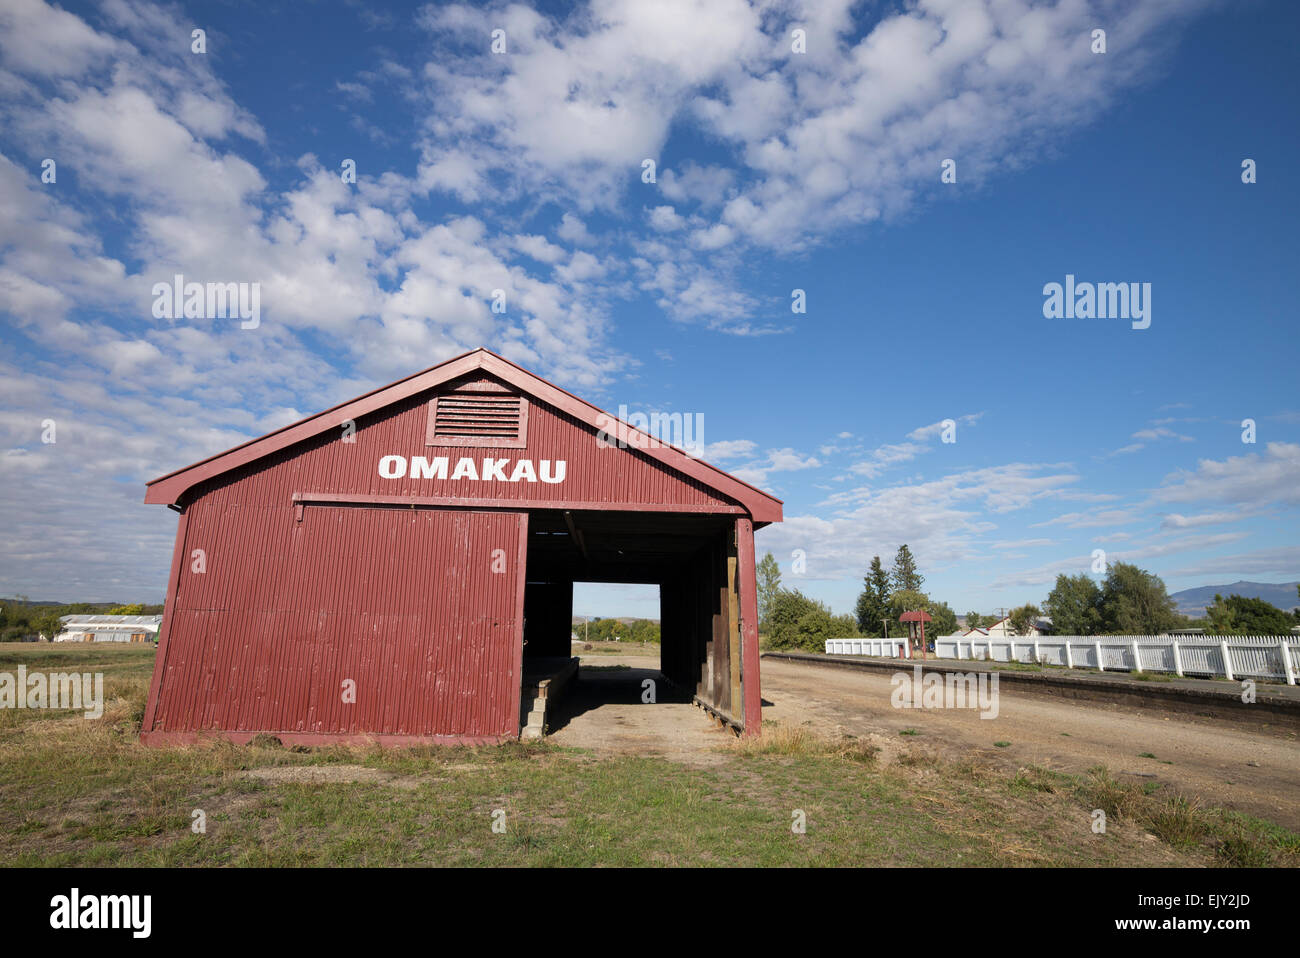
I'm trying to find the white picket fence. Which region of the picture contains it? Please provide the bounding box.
[825,635,1299,685]
[824,637,912,658]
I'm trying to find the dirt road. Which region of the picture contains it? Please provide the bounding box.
[555,654,1300,830]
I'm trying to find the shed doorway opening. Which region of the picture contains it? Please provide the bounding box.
[540,581,670,736]
[572,582,661,659]
[521,510,747,740]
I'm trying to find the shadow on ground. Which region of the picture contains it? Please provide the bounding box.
[546,666,692,733]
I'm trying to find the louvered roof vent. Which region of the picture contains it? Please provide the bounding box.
[426,377,528,448]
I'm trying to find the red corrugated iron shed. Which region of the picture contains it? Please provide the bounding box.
[140,347,783,746]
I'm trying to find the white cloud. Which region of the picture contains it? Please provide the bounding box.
[0,0,119,77]
[850,442,927,478]
[1168,547,1300,579]
[1159,511,1251,531]
[907,412,982,441]
[1032,508,1143,529]
[702,439,757,462]
[402,0,1212,331]
[690,222,734,250]
[556,212,593,245]
[991,538,1055,550]
[1133,426,1194,442]
[658,162,736,207]
[732,447,821,484]
[1155,443,1300,507]
[647,205,687,232]
[990,531,1254,590]
[761,461,1081,583]
[513,234,568,264]
[335,80,373,102]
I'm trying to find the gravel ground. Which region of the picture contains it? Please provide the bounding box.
[552,653,1300,830]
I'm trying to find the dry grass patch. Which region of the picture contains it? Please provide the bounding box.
[729,723,879,765]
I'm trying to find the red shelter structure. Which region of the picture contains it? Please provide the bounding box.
[140,348,782,746]
[899,610,932,660]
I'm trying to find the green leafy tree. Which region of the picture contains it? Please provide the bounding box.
[1204,594,1236,634]
[1205,594,1295,635]
[767,589,832,651]
[965,612,983,631]
[887,589,929,643]
[106,603,145,615]
[0,598,33,641]
[880,590,956,644]
[890,544,924,594]
[926,600,958,638]
[756,552,782,630]
[854,556,892,636]
[620,619,661,644]
[584,618,619,642]
[829,613,860,638]
[582,617,661,644]
[1044,573,1104,635]
[1099,562,1179,634]
[782,610,859,653]
[32,611,62,639]
[887,589,930,619]
[1008,603,1042,636]
[793,607,835,651]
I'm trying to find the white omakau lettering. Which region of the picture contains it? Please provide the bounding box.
[480,457,509,481]
[376,456,567,483]
[378,455,405,479]
[450,457,479,481]
[410,456,448,480]
[509,459,537,483]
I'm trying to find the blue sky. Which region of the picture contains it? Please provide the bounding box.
[1,0,1297,620]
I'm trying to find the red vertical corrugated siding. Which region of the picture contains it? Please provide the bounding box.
[150,506,526,739]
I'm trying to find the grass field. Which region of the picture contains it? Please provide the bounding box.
[569,639,660,657]
[1,644,1296,867]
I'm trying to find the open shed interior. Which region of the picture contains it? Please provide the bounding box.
[523,509,745,725]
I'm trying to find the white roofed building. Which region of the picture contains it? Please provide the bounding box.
[962,616,1050,639]
[53,614,162,643]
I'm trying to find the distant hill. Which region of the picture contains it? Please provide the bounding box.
[1169,581,1300,617]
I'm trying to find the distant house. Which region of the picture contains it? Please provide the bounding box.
[53,614,162,644]
[962,615,1051,639]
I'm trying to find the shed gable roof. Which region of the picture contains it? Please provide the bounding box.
[144,348,783,523]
